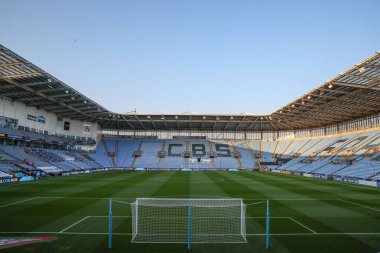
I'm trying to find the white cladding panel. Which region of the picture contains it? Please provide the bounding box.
[0,97,100,141]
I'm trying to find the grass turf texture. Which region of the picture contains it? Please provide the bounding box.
[0,171,379,253]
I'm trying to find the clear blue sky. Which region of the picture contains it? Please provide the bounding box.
[1,0,379,115]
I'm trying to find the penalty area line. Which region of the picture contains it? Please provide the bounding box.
[59,216,89,233]
[0,197,39,208]
[339,199,380,213]
[288,217,317,234]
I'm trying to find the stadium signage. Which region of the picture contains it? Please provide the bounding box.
[167,143,232,157]
[0,176,35,184]
[27,114,46,124]
[358,180,377,187]
[27,114,36,121]
[6,134,22,140]
[83,124,91,133]
[37,115,46,124]
[0,237,56,249]
[0,116,18,129]
[0,178,11,184]
[61,168,109,177]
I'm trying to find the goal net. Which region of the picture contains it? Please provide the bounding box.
[131,198,247,244]
[180,164,199,171]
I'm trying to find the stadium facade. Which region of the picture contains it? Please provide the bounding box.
[0,44,379,186]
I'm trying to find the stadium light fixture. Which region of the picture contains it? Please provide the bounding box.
[147,115,150,119]
[301,101,305,105]
[71,96,75,100]
[230,116,233,120]
[359,67,366,73]
[291,104,295,108]
[161,116,165,120]
[203,116,206,120]
[307,95,312,99]
[84,100,87,104]
[65,90,69,94]
[47,78,52,83]
[175,116,178,119]
[280,111,283,114]
[328,84,333,89]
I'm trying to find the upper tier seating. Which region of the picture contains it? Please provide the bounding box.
[0,127,94,145]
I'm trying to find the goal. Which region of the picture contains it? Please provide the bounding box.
[131,198,247,246]
[180,164,199,171]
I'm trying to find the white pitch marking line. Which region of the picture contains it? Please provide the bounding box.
[87,216,290,219]
[246,233,314,236]
[113,200,133,205]
[59,216,89,233]
[32,196,360,202]
[89,215,130,218]
[35,196,344,201]
[36,196,135,200]
[312,232,380,235]
[288,217,318,235]
[339,199,380,213]
[0,231,379,236]
[0,197,39,208]
[245,199,338,201]
[246,201,267,205]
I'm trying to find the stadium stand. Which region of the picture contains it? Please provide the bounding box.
[1,129,380,180]
[88,142,113,168]
[235,141,255,169]
[210,140,238,169]
[0,44,379,186]
[117,139,142,168]
[1,120,380,181]
[261,140,277,163]
[159,140,186,169]
[0,170,11,178]
[134,139,162,169]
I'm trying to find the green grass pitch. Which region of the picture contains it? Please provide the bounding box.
[0,171,379,253]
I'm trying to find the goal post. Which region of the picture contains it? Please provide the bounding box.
[131,198,247,247]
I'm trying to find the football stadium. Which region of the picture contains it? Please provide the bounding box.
[1,2,380,253]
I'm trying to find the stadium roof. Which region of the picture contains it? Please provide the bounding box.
[1,44,379,132]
